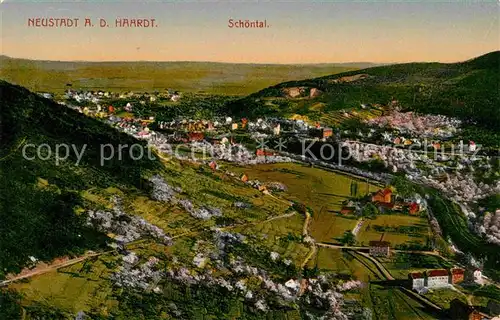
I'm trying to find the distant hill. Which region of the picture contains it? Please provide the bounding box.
[0,55,371,95]
[226,51,500,132]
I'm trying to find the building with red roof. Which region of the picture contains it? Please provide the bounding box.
[240,174,249,183]
[425,269,450,288]
[256,149,275,156]
[451,268,465,284]
[187,132,205,142]
[209,160,218,171]
[322,127,333,138]
[409,272,425,290]
[340,207,354,215]
[371,188,393,204]
[408,202,420,215]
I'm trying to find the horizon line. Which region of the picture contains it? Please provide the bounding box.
[0,54,382,66]
[2,51,497,65]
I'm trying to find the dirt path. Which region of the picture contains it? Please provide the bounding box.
[221,212,297,231]
[300,210,318,269]
[1,251,108,287]
[351,218,364,236]
[301,245,317,269]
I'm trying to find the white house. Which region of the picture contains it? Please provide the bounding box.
[409,272,425,290]
[468,141,477,152]
[273,123,281,135]
[425,269,450,288]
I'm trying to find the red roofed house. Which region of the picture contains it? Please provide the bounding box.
[451,268,465,284]
[408,202,420,215]
[322,127,333,138]
[409,272,425,290]
[209,160,218,171]
[425,269,450,288]
[256,149,275,156]
[369,241,391,257]
[469,141,477,152]
[340,207,354,215]
[371,188,393,204]
[240,174,249,183]
[188,132,205,142]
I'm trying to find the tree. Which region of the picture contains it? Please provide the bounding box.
[0,290,23,320]
[340,231,356,246]
[361,203,379,217]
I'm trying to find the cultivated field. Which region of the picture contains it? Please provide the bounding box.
[9,255,118,314]
[378,252,453,280]
[229,162,380,213]
[310,212,359,244]
[309,247,437,320]
[356,215,431,247]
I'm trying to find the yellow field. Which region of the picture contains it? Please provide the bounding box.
[310,212,359,244]
[10,255,118,314]
[356,215,431,247]
[310,247,381,282]
[229,162,380,213]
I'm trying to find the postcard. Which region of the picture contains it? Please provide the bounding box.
[1,1,499,319]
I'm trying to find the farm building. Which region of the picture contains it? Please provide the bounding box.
[425,269,450,288]
[451,268,465,284]
[409,272,425,290]
[256,149,275,156]
[371,188,393,204]
[369,240,391,257]
[188,132,205,142]
[209,161,218,171]
[465,268,483,284]
[408,202,421,215]
[240,174,249,183]
[322,127,333,138]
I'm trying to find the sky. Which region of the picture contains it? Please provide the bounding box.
[1,0,499,63]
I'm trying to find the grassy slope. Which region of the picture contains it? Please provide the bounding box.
[227,51,500,132]
[0,80,161,278]
[0,56,361,95]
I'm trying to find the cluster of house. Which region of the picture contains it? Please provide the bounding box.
[157,117,311,137]
[108,116,155,139]
[65,89,103,103]
[154,116,338,145]
[409,268,465,291]
[238,173,271,194]
[341,187,423,217]
[64,89,181,104]
[370,187,423,214]
[366,111,462,139]
[383,133,479,152]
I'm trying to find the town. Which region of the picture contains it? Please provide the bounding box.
[24,86,500,319]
